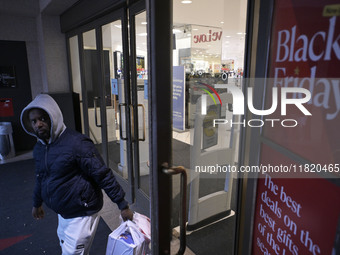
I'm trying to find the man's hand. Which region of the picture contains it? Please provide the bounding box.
[121,208,134,221]
[32,206,45,220]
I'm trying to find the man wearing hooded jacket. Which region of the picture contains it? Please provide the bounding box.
[21,94,133,255]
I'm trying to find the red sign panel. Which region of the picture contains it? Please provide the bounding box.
[252,0,340,254]
[0,98,14,117]
[262,0,340,165]
[253,145,340,255]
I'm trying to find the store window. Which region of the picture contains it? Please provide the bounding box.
[172,0,247,254]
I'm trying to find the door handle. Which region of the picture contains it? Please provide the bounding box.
[129,104,135,141]
[162,162,187,255]
[137,104,146,141]
[93,97,102,127]
[118,103,127,140]
[129,104,146,141]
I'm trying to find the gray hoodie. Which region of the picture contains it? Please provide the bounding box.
[20,94,66,144]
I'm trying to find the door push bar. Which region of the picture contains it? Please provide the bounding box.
[118,103,146,141]
[162,162,187,255]
[118,103,128,140]
[93,97,102,128]
[137,104,146,141]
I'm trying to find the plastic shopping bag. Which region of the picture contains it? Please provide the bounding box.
[132,212,151,241]
[105,220,148,255]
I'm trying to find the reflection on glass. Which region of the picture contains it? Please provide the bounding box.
[82,29,100,148]
[172,0,246,254]
[135,11,150,195]
[100,21,127,179]
[69,36,85,134]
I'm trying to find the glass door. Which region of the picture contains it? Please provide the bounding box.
[67,6,149,214]
[98,17,133,201]
[128,3,150,216]
[169,0,248,254]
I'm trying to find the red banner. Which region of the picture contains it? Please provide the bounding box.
[252,145,340,255]
[252,0,340,254]
[263,0,340,165]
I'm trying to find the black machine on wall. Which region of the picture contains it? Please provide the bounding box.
[0,40,35,151]
[0,40,82,153]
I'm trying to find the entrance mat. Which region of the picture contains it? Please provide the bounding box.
[186,215,236,255]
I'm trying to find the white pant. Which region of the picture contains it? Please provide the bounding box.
[57,214,100,255]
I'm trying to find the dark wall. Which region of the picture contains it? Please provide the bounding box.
[84,49,111,108]
[49,92,82,133]
[0,40,36,151]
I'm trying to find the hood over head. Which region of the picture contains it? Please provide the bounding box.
[21,94,66,144]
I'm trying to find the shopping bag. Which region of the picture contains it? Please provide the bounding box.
[132,212,151,241]
[105,220,149,255]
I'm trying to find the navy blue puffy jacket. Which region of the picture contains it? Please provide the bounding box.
[33,128,128,219]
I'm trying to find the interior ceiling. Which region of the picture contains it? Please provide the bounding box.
[1,0,246,67]
[173,0,247,65]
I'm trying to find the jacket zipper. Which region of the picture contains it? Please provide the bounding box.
[44,145,52,206]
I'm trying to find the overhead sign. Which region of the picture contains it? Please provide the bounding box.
[191,25,222,55]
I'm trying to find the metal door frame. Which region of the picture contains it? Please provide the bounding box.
[64,0,189,253]
[146,0,173,253]
[65,7,134,203]
[128,0,150,217]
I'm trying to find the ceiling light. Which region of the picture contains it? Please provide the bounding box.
[137,33,147,36]
[181,0,192,4]
[237,32,243,35]
[141,22,147,25]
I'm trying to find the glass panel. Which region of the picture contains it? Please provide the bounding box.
[82,29,101,147]
[101,21,127,179]
[172,0,247,254]
[135,11,149,195]
[69,36,85,133]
